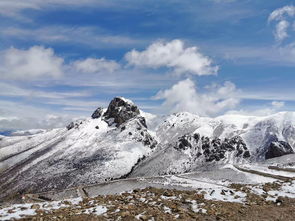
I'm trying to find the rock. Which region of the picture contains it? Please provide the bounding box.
[103,97,143,127]
[139,215,149,220]
[120,211,130,217]
[177,135,192,150]
[91,107,103,119]
[243,151,251,158]
[265,141,294,159]
[66,122,75,130]
[31,204,40,209]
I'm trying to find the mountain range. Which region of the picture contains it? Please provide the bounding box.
[1,97,295,200]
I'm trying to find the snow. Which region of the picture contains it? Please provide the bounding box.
[204,189,246,203]
[189,200,207,214]
[0,197,83,220]
[135,212,146,220]
[11,129,47,136]
[163,206,172,214]
[160,195,177,200]
[0,206,36,220]
[116,96,134,105]
[0,109,157,196]
[1,99,295,202]
[160,175,246,203]
[82,205,107,216]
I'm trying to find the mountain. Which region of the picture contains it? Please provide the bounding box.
[0,97,295,200]
[130,111,295,177]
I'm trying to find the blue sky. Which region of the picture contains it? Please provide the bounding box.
[0,0,295,130]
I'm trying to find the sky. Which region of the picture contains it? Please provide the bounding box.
[0,0,295,131]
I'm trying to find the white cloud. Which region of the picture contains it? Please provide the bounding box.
[268,5,295,22]
[274,20,289,41]
[268,5,295,42]
[271,101,285,109]
[0,46,63,80]
[154,78,239,116]
[125,39,218,76]
[73,58,120,73]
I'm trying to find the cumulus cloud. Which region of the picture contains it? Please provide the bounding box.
[0,46,63,80]
[154,78,239,116]
[269,5,295,42]
[73,58,120,73]
[125,39,218,76]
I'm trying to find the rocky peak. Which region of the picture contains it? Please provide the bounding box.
[103,97,145,127]
[91,107,104,119]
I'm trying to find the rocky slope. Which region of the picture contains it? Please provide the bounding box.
[0,97,295,200]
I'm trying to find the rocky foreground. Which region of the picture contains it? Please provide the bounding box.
[1,179,295,221]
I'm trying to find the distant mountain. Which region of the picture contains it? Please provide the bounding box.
[0,97,294,200]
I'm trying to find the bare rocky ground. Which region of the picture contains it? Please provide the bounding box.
[1,180,295,221]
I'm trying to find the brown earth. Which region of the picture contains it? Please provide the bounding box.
[14,183,295,221]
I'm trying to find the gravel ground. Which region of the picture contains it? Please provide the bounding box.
[1,180,295,221]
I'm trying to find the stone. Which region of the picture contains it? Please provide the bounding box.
[91,107,103,119]
[31,204,40,209]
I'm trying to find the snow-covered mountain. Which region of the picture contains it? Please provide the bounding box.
[0,97,295,200]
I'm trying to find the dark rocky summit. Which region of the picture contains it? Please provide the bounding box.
[103,97,143,127]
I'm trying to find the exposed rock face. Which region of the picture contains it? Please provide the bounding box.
[103,97,144,127]
[91,107,103,119]
[174,134,250,163]
[265,141,294,159]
